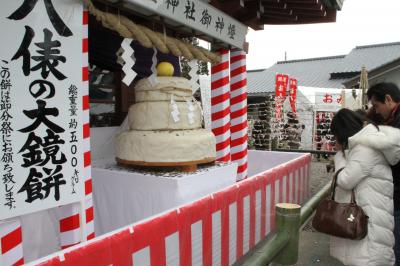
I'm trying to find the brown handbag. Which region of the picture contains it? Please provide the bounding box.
[312,168,369,240]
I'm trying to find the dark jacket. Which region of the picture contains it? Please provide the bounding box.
[389,107,400,210]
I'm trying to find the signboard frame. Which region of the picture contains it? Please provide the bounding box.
[122,0,248,49]
[0,0,86,221]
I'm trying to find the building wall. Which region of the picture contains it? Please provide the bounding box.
[282,86,362,150]
[248,86,363,151]
[369,66,400,88]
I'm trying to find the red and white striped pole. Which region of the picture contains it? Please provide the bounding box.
[0,220,24,266]
[58,5,94,249]
[211,49,231,162]
[59,203,82,249]
[229,49,248,181]
[82,5,95,242]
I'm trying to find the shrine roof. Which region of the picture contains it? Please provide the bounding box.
[210,0,344,30]
[247,42,400,95]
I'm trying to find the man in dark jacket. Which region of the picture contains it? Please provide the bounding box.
[367,82,400,265]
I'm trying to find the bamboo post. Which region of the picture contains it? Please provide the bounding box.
[239,183,330,266]
[273,203,301,265]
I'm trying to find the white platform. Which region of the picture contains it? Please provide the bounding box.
[91,127,237,236]
[247,150,306,177]
[92,160,237,235]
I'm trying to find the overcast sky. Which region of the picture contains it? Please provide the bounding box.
[246,0,400,70]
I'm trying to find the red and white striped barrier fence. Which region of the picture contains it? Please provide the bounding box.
[0,220,24,266]
[229,49,248,181]
[33,154,311,266]
[211,49,231,162]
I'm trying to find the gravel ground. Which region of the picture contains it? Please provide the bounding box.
[303,157,335,232]
[298,157,345,265]
[309,158,335,195]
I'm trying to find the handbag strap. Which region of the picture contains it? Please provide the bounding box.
[330,167,357,204]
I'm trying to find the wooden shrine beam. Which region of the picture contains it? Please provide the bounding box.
[292,2,327,17]
[212,0,336,28]
[239,12,264,30]
[283,0,320,4]
[212,0,264,30]
[293,8,326,17]
[295,8,336,22]
[261,8,335,24]
[241,0,265,16]
[241,0,263,11]
[285,2,324,11]
[211,0,244,16]
[260,0,329,22]
[263,8,294,17]
[260,14,298,23]
[262,2,288,11]
[243,17,265,30]
[258,0,281,3]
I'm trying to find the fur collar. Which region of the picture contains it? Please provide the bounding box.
[349,124,400,151]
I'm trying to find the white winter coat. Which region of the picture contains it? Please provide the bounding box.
[330,124,400,266]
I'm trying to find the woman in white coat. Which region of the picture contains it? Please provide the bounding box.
[329,108,400,266]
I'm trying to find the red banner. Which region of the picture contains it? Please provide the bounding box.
[275,74,288,120]
[275,74,288,97]
[289,78,297,113]
[282,74,288,97]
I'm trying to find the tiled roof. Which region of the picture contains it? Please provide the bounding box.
[247,42,400,95]
[331,42,400,74]
[247,55,345,94]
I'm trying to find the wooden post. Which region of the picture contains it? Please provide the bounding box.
[273,203,301,265]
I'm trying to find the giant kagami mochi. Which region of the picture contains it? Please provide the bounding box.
[115,62,216,169]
